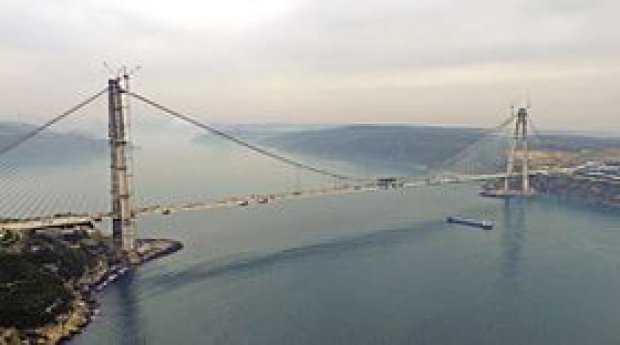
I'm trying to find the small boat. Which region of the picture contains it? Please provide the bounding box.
[447,216,493,230]
[237,200,249,206]
[106,273,118,283]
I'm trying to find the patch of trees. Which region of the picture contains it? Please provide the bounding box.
[0,253,72,329]
[0,231,18,247]
[23,234,97,281]
[0,234,100,329]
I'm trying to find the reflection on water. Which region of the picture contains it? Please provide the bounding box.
[500,198,526,284]
[114,271,145,345]
[93,270,148,345]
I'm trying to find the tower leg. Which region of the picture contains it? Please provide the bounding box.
[520,114,529,194]
[108,78,135,252]
[502,106,530,196]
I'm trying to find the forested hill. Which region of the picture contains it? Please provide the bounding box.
[259,125,620,171]
[262,125,485,170]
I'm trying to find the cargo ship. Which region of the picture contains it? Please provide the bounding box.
[446,216,493,230]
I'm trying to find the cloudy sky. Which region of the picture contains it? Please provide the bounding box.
[0,0,619,130]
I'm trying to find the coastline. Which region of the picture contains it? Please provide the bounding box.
[531,173,620,208]
[19,238,183,345]
[481,172,620,209]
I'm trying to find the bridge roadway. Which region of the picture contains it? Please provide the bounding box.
[1,171,554,232]
[135,172,517,216]
[0,215,95,232]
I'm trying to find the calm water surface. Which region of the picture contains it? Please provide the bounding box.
[74,186,620,344]
[71,186,620,344]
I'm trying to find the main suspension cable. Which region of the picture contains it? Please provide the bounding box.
[126,91,356,181]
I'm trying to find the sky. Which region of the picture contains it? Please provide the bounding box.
[0,0,619,131]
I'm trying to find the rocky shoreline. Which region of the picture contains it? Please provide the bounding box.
[482,172,620,209]
[1,238,183,345]
[530,173,620,209]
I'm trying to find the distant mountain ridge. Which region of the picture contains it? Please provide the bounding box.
[204,124,620,174]
[0,122,108,166]
[261,125,487,171]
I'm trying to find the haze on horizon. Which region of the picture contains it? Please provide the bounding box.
[0,0,619,131]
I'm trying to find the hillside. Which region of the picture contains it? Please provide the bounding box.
[261,125,485,171]
[259,125,620,172]
[0,122,108,166]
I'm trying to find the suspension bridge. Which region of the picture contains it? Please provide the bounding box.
[0,75,550,255]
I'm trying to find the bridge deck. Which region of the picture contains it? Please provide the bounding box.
[1,171,552,231]
[1,216,94,232]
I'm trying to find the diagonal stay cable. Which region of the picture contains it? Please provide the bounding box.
[126,91,356,181]
[434,113,517,175]
[0,88,108,159]
[0,88,107,219]
[528,118,551,148]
